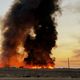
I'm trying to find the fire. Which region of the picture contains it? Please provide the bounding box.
[0,63,4,68]
[0,44,55,69]
[14,44,55,69]
[8,44,27,67]
[1,0,59,70]
[23,64,54,69]
[8,54,54,69]
[9,55,54,69]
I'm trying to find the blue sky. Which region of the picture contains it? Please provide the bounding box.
[0,0,80,68]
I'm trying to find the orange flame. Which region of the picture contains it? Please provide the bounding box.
[23,63,54,69]
[0,44,54,69]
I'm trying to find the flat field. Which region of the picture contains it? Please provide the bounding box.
[0,77,80,80]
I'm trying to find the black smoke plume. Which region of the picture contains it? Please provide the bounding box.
[2,0,59,67]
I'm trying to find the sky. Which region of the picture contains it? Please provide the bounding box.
[0,0,80,68]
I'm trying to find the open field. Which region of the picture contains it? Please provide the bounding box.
[0,77,80,80]
[0,68,80,80]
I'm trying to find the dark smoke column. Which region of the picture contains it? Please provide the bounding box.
[2,0,59,68]
[24,0,59,67]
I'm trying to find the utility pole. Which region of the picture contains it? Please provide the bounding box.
[68,58,70,68]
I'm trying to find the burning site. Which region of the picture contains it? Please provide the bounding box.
[0,0,60,69]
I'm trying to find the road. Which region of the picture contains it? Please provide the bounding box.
[0,78,80,80]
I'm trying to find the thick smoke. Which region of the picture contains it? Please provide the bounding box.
[2,0,59,67]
